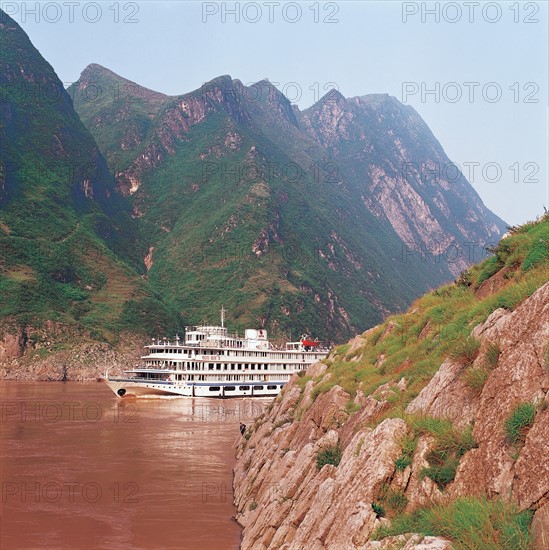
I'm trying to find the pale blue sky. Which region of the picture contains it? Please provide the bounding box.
[6,0,548,225]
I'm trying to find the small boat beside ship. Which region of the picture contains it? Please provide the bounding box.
[103,309,329,398]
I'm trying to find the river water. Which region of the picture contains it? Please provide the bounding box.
[1,381,267,549]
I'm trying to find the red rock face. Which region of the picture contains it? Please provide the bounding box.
[234,282,549,548]
[0,318,143,381]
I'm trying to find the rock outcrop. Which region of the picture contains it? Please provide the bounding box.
[234,282,549,549]
[0,319,142,381]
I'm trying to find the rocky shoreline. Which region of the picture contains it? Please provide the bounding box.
[0,319,143,381]
[233,283,549,549]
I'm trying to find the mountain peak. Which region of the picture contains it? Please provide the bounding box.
[80,63,114,78]
[75,64,170,102]
[200,74,235,91]
[323,87,345,102]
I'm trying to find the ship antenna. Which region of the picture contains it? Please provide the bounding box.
[220,306,226,328]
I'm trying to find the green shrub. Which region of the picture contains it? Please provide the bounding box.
[484,342,501,368]
[463,366,490,394]
[522,239,548,272]
[415,422,476,490]
[449,336,480,366]
[316,445,342,470]
[248,501,257,511]
[395,434,418,470]
[505,403,536,445]
[395,455,412,471]
[421,456,459,490]
[345,400,361,414]
[476,256,501,286]
[455,270,472,287]
[373,497,533,550]
[384,489,408,514]
[371,502,385,518]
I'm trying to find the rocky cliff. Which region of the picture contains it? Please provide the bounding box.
[69,65,506,342]
[233,216,549,549]
[0,318,143,381]
[300,93,504,276]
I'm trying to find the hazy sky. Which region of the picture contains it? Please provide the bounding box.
[6,0,548,225]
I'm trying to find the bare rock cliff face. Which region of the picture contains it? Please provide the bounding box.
[0,319,142,381]
[299,94,506,276]
[234,282,549,549]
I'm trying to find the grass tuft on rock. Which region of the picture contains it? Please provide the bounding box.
[316,444,342,470]
[373,497,533,549]
[505,402,536,445]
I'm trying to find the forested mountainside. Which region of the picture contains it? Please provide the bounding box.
[70,65,506,342]
[0,12,178,378]
[1,7,509,379]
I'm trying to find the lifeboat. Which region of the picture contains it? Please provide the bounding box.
[301,335,320,347]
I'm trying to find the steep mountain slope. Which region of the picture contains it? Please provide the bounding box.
[0,12,179,365]
[300,92,506,275]
[233,213,549,549]
[68,63,173,191]
[70,67,506,342]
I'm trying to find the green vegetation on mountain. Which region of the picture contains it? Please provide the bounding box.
[300,213,548,403]
[0,12,179,339]
[1,11,510,348]
[69,66,506,342]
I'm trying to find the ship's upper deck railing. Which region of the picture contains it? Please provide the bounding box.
[184,325,240,340]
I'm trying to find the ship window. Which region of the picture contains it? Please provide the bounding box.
[251,365,255,370]
[225,386,236,391]
[217,364,221,370]
[239,386,250,391]
[255,385,264,390]
[209,364,214,370]
[209,387,221,392]
[267,385,277,390]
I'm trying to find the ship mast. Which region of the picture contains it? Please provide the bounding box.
[220,306,226,328]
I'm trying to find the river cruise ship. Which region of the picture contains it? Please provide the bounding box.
[103,309,328,398]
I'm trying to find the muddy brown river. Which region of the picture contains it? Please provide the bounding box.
[1,381,268,549]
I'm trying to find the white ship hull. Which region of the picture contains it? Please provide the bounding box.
[103,378,285,398]
[104,310,329,399]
